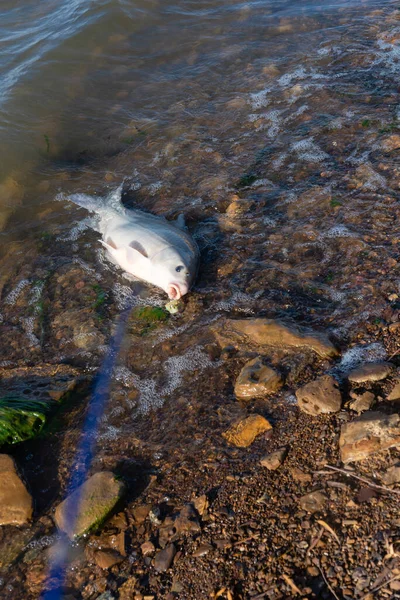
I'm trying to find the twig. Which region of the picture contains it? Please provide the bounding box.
[388,347,400,360]
[281,574,302,596]
[307,526,324,556]
[322,465,400,496]
[316,561,341,600]
[361,573,400,599]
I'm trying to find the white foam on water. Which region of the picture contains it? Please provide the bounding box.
[291,138,329,163]
[249,87,271,109]
[335,342,386,374]
[376,36,400,72]
[212,291,256,314]
[322,225,354,238]
[20,316,40,347]
[148,181,163,196]
[26,535,57,550]
[58,216,92,241]
[328,118,343,130]
[278,67,324,88]
[251,178,276,188]
[99,424,121,442]
[263,109,282,138]
[112,283,160,310]
[4,279,29,305]
[271,152,288,170]
[30,282,44,308]
[72,257,101,280]
[127,345,221,415]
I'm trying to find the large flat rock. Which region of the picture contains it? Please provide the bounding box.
[0,454,32,525]
[212,318,338,358]
[54,472,125,539]
[339,411,400,463]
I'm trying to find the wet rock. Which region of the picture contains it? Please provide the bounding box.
[54,472,125,539]
[299,490,327,513]
[381,134,400,152]
[347,362,393,383]
[158,504,201,547]
[234,357,283,400]
[52,308,105,351]
[348,391,375,414]
[154,543,176,572]
[94,550,124,569]
[212,318,338,358]
[381,464,400,485]
[296,375,342,416]
[339,411,400,463]
[387,379,400,401]
[0,363,82,404]
[260,447,288,470]
[222,414,272,448]
[0,455,32,525]
[351,163,386,190]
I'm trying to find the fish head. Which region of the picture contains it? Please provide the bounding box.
[153,247,195,299]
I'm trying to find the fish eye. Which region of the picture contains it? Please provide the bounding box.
[175,265,184,273]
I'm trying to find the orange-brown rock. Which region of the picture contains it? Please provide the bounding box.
[223,414,272,448]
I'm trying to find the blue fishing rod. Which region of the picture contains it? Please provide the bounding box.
[42,307,132,600]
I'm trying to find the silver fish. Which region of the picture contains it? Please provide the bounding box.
[63,188,199,299]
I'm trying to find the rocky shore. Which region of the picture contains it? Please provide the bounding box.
[0,309,399,599]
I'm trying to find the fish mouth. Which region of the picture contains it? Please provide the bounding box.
[167,284,182,300]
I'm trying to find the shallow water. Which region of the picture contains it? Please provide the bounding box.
[1,0,400,402]
[2,1,400,596]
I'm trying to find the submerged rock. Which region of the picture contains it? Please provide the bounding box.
[54,472,125,539]
[381,134,400,152]
[0,455,32,525]
[296,375,342,416]
[234,357,283,400]
[212,318,338,358]
[223,414,272,447]
[347,362,393,383]
[339,412,400,463]
[260,447,288,470]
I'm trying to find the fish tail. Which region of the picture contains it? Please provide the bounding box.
[57,184,125,217]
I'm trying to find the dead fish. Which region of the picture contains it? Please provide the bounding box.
[62,187,199,299]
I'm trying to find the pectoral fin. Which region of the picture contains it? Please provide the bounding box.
[126,245,151,270]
